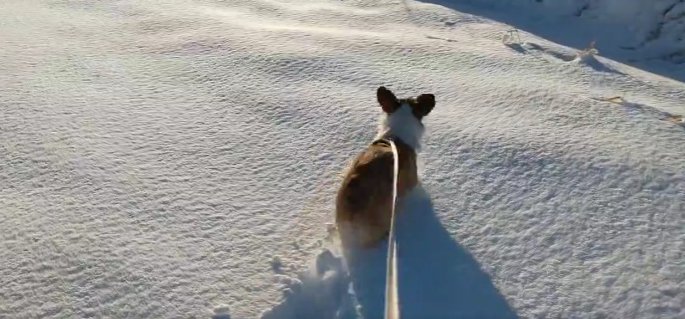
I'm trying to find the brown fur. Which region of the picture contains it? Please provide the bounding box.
[335,86,435,248]
[336,139,418,247]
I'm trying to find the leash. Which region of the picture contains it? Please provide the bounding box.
[384,139,401,319]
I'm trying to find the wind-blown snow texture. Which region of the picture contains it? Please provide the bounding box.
[427,0,685,82]
[449,0,685,62]
[460,0,685,59]
[1,0,684,318]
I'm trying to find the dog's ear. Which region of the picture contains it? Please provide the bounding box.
[414,93,435,117]
[377,86,400,113]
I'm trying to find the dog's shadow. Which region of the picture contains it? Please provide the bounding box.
[345,186,517,318]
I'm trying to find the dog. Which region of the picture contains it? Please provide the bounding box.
[336,86,436,247]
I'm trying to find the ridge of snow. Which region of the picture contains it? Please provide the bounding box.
[437,0,685,63]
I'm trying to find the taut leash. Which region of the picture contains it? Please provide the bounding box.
[384,139,401,319]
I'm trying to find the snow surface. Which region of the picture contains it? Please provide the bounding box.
[426,0,685,82]
[1,0,684,318]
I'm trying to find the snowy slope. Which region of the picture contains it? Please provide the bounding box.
[425,0,685,83]
[1,0,684,318]
[445,0,685,62]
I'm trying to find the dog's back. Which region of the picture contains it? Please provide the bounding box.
[336,139,417,247]
[336,86,434,247]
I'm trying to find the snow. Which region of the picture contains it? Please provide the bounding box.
[426,0,685,81]
[0,0,683,318]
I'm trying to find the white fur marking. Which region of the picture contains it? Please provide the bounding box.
[376,104,424,150]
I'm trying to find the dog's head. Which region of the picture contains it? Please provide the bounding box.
[377,86,435,121]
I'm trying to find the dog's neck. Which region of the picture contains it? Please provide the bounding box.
[375,104,424,151]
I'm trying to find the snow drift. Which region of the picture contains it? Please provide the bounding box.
[454,0,685,62]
